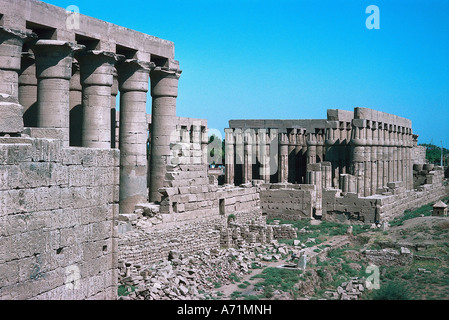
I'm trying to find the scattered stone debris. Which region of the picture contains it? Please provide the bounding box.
[118,241,293,300]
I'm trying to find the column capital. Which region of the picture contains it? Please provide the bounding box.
[77,50,125,86]
[150,66,182,98]
[116,59,154,92]
[33,40,84,80]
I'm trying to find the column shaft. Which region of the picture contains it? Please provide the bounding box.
[78,50,122,148]
[117,59,152,213]
[19,52,37,127]
[149,66,182,202]
[33,40,82,146]
[224,128,235,185]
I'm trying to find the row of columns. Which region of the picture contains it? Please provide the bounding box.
[350,119,414,197]
[0,27,181,212]
[224,128,311,186]
[325,121,352,188]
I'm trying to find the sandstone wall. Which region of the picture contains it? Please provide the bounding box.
[0,134,119,300]
[260,183,316,220]
[118,162,264,267]
[118,216,223,267]
[323,167,447,223]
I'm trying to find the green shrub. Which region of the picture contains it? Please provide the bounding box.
[372,281,411,300]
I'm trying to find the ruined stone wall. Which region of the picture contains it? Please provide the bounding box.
[323,167,447,223]
[118,159,264,267]
[0,134,119,300]
[159,164,261,223]
[118,217,223,266]
[260,183,316,220]
[412,145,427,164]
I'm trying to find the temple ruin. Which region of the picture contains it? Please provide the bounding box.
[0,0,446,300]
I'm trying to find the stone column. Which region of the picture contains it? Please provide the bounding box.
[33,40,83,146]
[201,126,209,165]
[370,121,378,195]
[278,132,289,183]
[19,52,38,127]
[406,128,413,190]
[316,130,325,163]
[321,161,332,189]
[376,122,384,190]
[306,163,322,216]
[298,129,308,183]
[351,119,366,196]
[259,129,270,183]
[78,50,123,148]
[387,124,394,183]
[325,121,339,188]
[111,68,119,148]
[363,121,372,196]
[306,133,317,164]
[383,123,390,186]
[243,130,253,184]
[69,60,83,146]
[224,128,235,185]
[288,129,297,183]
[117,59,153,213]
[0,27,32,99]
[149,65,182,202]
[0,27,34,134]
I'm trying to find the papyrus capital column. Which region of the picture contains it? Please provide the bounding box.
[33,40,84,146]
[149,65,182,202]
[78,50,124,148]
[117,59,153,213]
[0,27,35,135]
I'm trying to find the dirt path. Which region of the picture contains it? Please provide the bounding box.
[218,260,286,299]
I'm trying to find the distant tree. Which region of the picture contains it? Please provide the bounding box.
[419,143,449,165]
[208,134,223,165]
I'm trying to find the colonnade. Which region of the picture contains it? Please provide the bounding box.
[224,128,309,185]
[0,26,181,212]
[349,119,414,196]
[225,114,414,198]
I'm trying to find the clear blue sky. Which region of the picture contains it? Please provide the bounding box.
[45,0,449,147]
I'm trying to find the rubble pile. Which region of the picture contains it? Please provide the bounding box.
[323,277,366,300]
[118,241,294,300]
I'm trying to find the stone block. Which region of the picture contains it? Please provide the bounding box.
[0,101,24,134]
